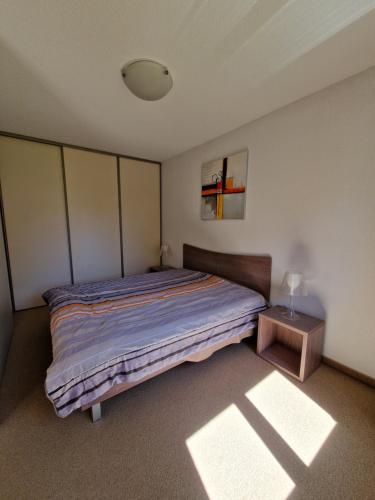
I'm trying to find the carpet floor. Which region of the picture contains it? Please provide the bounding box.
[0,308,374,500]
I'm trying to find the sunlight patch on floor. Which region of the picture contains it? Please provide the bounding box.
[186,404,295,500]
[246,371,336,466]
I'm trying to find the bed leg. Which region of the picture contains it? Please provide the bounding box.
[91,403,102,423]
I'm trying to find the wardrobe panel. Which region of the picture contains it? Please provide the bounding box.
[0,137,71,309]
[63,147,121,283]
[120,158,160,274]
[0,208,13,379]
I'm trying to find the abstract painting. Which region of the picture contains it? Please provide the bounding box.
[201,150,248,220]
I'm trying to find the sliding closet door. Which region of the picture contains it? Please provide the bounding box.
[63,148,121,283]
[120,158,160,274]
[0,137,71,309]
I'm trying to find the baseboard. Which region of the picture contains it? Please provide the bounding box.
[322,356,375,388]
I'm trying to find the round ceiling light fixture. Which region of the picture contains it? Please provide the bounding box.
[121,59,173,101]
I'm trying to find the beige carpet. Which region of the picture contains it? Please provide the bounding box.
[0,308,374,500]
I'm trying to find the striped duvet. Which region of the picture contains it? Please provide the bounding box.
[43,269,267,417]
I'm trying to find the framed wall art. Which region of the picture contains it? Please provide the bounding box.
[201,150,248,220]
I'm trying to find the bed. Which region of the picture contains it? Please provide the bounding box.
[43,244,272,421]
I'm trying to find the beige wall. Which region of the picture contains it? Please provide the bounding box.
[162,66,375,378]
[0,210,13,381]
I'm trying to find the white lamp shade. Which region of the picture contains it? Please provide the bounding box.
[121,59,173,101]
[281,271,305,296]
[160,243,169,256]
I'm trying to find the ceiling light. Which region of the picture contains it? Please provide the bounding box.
[121,59,173,101]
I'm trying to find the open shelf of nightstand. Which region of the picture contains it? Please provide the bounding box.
[260,342,301,379]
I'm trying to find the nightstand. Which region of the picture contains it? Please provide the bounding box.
[257,306,325,382]
[149,265,175,272]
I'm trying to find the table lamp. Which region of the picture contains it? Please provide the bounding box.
[160,243,169,266]
[281,271,305,320]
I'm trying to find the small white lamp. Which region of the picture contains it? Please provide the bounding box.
[281,271,305,320]
[160,243,169,266]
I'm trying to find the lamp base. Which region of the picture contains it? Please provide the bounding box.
[281,308,300,321]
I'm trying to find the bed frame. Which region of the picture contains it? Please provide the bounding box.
[82,244,272,422]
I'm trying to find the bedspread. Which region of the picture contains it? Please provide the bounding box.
[43,269,267,417]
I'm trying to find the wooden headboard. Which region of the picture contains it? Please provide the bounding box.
[183,244,272,301]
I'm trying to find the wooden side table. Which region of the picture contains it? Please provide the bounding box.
[257,306,325,382]
[149,265,175,272]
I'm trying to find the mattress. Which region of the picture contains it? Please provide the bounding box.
[43,269,267,417]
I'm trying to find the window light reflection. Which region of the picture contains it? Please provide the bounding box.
[186,404,295,500]
[246,371,336,466]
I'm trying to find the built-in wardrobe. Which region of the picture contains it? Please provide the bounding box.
[0,135,161,311]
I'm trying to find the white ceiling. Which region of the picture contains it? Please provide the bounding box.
[1,0,375,161]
